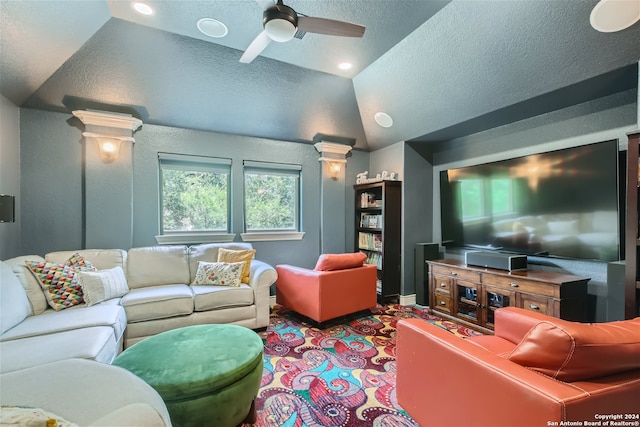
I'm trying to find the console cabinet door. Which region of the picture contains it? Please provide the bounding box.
[454,280,480,325]
[482,285,516,328]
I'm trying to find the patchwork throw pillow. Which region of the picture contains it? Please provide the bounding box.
[191,261,246,287]
[65,252,96,270]
[76,266,129,306]
[25,254,97,312]
[217,248,255,284]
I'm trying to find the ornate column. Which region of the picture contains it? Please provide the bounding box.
[314,141,352,254]
[73,110,142,249]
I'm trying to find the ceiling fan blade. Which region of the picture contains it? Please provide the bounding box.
[254,0,275,11]
[240,31,272,63]
[297,16,365,37]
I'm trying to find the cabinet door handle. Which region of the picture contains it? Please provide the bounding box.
[529,304,539,310]
[510,283,519,287]
[440,282,446,287]
[440,301,446,306]
[450,271,457,276]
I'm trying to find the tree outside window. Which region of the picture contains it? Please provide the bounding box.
[243,162,301,232]
[159,154,231,233]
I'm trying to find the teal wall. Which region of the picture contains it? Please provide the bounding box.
[17,108,369,271]
[0,95,21,260]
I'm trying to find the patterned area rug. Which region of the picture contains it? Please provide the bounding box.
[252,304,481,427]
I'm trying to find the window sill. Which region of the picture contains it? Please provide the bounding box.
[240,232,305,242]
[155,233,236,245]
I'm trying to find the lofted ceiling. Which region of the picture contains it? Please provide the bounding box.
[1,0,639,152]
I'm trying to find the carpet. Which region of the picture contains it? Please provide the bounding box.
[251,304,482,427]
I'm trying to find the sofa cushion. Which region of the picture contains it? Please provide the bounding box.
[127,246,190,289]
[507,317,640,381]
[191,285,254,311]
[191,261,245,287]
[314,252,367,271]
[121,285,194,322]
[0,305,127,344]
[77,266,129,306]
[45,249,127,271]
[25,260,88,311]
[188,243,254,283]
[0,262,32,335]
[217,248,255,284]
[3,255,48,315]
[0,326,119,374]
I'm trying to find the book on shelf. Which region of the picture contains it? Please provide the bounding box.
[363,251,383,269]
[360,192,382,208]
[360,213,382,228]
[358,232,383,251]
[376,279,382,294]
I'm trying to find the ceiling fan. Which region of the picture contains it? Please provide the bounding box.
[240,0,366,64]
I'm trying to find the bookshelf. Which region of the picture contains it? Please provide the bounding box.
[354,180,401,300]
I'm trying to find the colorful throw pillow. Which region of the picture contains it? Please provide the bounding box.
[507,317,640,381]
[314,252,367,271]
[217,248,255,284]
[65,252,96,270]
[25,254,96,311]
[76,266,129,306]
[191,261,246,287]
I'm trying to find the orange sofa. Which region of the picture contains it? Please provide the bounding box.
[397,307,640,427]
[275,253,378,323]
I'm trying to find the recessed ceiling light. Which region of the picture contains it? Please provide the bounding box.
[197,18,229,38]
[374,112,393,128]
[132,2,154,16]
[590,0,640,32]
[338,62,352,70]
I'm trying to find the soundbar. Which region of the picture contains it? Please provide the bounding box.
[465,251,527,271]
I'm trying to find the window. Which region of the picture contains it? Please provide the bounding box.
[157,153,232,243]
[242,161,303,240]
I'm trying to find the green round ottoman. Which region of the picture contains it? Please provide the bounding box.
[113,324,263,427]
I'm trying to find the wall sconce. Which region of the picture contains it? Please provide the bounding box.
[0,195,16,223]
[328,161,342,180]
[82,132,134,164]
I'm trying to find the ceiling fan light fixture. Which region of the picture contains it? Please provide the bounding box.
[590,0,640,32]
[263,5,298,42]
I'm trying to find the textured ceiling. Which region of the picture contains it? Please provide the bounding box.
[1,0,638,152]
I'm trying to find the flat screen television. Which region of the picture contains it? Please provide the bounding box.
[439,140,620,262]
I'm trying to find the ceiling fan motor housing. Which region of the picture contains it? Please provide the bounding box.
[263,4,298,42]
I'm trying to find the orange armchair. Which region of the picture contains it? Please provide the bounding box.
[397,307,640,427]
[275,253,378,323]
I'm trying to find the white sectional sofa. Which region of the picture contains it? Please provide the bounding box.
[1,242,276,373]
[0,242,276,426]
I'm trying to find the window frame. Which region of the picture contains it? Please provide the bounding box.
[156,153,235,244]
[240,160,304,242]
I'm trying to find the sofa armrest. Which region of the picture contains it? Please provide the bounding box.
[396,318,591,427]
[248,259,277,290]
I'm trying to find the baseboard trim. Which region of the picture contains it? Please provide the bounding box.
[399,294,416,306]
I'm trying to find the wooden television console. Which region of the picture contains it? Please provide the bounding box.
[427,259,589,333]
